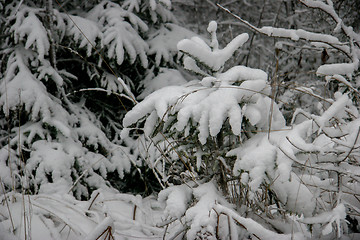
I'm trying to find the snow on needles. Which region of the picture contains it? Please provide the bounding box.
[124,21,285,145]
[158,184,193,219]
[11,10,50,61]
[177,33,249,72]
[177,21,249,72]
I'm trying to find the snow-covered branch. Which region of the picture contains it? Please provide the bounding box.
[217,3,351,58]
[299,0,360,48]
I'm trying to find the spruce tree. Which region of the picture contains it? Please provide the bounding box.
[0,0,193,198]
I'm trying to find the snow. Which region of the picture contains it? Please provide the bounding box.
[232,136,277,190]
[0,48,62,121]
[123,85,188,127]
[117,77,136,103]
[301,203,346,236]
[148,23,196,66]
[122,0,140,12]
[144,111,158,136]
[0,181,351,240]
[2,1,360,238]
[207,21,219,50]
[43,117,71,137]
[217,65,268,86]
[185,182,229,239]
[327,74,357,92]
[158,184,192,219]
[214,205,307,240]
[198,110,210,144]
[238,79,271,98]
[300,0,360,46]
[177,33,249,72]
[124,35,283,145]
[37,63,64,86]
[103,21,149,67]
[207,21,217,34]
[283,120,322,153]
[138,68,187,99]
[84,217,114,240]
[66,14,102,57]
[259,26,349,53]
[87,1,149,67]
[313,93,349,129]
[317,62,358,76]
[228,105,243,135]
[11,11,50,61]
[229,116,326,217]
[150,0,157,10]
[100,72,123,94]
[0,222,18,240]
[0,38,133,198]
[0,150,13,188]
[159,0,171,8]
[29,140,74,187]
[183,56,209,76]
[243,104,261,125]
[272,172,316,217]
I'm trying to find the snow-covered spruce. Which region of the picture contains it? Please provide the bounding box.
[0,0,192,199]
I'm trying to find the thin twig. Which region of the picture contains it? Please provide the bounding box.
[341,126,360,162]
[133,205,137,221]
[65,87,136,104]
[245,0,268,66]
[88,192,100,211]
[0,178,15,232]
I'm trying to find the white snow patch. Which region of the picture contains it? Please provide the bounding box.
[158,185,193,219]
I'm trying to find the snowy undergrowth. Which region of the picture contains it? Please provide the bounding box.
[0,189,163,240]
[1,0,360,239]
[0,181,311,240]
[122,17,360,239]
